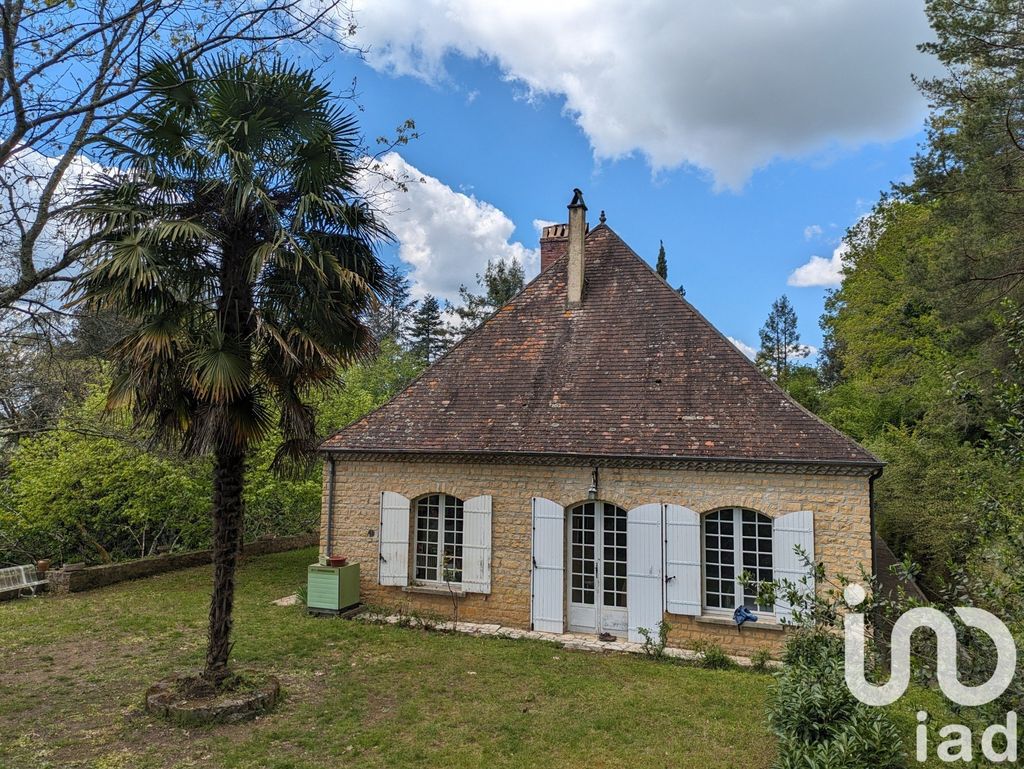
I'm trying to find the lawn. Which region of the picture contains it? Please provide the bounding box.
[0,548,775,769]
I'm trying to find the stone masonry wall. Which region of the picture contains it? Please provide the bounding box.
[322,459,872,658]
[48,533,317,594]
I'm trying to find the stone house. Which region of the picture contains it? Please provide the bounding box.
[319,191,881,656]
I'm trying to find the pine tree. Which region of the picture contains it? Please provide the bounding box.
[452,258,525,336]
[409,295,451,363]
[656,240,668,280]
[756,294,809,382]
[366,264,416,344]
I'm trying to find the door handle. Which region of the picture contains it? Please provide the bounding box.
[665,575,676,583]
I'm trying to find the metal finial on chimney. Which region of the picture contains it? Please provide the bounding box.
[599,210,606,225]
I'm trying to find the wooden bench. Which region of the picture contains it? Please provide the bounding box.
[0,564,47,597]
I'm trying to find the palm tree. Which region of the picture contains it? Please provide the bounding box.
[71,56,391,685]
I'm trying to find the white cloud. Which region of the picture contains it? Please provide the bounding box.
[532,218,557,233]
[803,224,823,240]
[788,241,850,288]
[349,0,935,190]
[363,152,539,302]
[0,148,107,302]
[727,336,757,360]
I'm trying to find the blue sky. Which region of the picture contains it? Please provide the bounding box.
[320,1,936,360]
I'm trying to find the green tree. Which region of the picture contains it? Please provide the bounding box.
[317,338,424,431]
[756,295,808,382]
[781,365,822,414]
[70,57,389,686]
[452,258,525,336]
[410,295,451,363]
[908,0,1024,327]
[817,203,952,441]
[365,264,416,344]
[656,240,668,280]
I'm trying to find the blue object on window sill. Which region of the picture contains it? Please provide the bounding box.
[733,606,759,626]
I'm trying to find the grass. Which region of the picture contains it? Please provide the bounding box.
[0,548,775,769]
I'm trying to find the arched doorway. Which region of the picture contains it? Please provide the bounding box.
[567,501,627,634]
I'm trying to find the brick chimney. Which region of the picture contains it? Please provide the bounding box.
[566,188,587,308]
[539,223,568,272]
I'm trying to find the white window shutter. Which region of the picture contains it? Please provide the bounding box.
[663,504,701,616]
[773,510,815,622]
[379,491,410,586]
[461,495,492,594]
[531,497,565,633]
[627,503,664,643]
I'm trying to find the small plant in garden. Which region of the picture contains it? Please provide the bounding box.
[296,584,308,607]
[693,640,733,670]
[750,649,772,672]
[414,608,445,631]
[638,620,671,659]
[394,604,415,629]
[443,552,460,626]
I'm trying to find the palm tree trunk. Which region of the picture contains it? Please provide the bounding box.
[203,445,246,684]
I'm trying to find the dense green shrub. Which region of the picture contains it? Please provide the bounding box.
[1,387,314,566]
[770,630,904,769]
[1,342,422,567]
[4,389,211,564]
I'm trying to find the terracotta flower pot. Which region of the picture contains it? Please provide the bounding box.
[36,559,51,574]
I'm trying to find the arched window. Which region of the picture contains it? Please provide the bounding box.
[703,508,773,613]
[413,494,464,584]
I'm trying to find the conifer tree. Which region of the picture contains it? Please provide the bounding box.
[756,295,809,382]
[409,295,451,363]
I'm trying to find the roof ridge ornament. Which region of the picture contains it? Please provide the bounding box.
[599,210,606,225]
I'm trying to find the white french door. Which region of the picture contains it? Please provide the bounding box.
[567,501,628,634]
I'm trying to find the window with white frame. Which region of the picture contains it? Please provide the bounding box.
[703,508,773,613]
[414,494,464,584]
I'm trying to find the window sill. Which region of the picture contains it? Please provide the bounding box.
[694,614,786,632]
[402,583,466,598]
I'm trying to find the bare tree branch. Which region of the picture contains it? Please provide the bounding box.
[0,0,359,315]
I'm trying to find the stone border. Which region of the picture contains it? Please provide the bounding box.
[145,674,281,726]
[48,533,317,594]
[357,612,780,668]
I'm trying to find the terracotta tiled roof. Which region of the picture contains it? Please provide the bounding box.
[322,225,880,466]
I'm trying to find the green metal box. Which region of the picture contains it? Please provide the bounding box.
[307,563,360,613]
